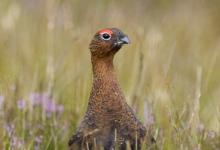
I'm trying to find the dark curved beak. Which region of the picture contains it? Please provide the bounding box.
[116,35,130,46]
[119,36,130,44]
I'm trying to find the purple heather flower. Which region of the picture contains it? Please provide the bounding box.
[34,144,40,150]
[43,100,56,113]
[143,102,155,125]
[17,99,26,109]
[5,123,24,148]
[29,92,64,116]
[5,123,15,137]
[0,95,4,109]
[57,105,64,114]
[29,93,42,106]
[43,101,64,117]
[34,135,43,150]
[35,135,43,144]
[207,130,216,139]
[29,92,52,106]
[197,123,205,133]
[11,137,24,148]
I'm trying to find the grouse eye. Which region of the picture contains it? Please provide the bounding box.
[101,33,111,40]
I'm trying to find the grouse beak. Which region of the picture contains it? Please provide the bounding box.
[120,36,130,44]
[116,35,130,46]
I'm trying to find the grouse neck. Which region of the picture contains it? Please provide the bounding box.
[91,55,117,81]
[90,55,124,107]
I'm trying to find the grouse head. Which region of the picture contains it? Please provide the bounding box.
[89,28,130,58]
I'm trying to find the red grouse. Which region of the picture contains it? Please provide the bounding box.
[69,28,153,150]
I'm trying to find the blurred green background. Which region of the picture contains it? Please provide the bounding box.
[0,0,220,149]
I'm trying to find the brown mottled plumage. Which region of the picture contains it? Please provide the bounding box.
[69,28,154,150]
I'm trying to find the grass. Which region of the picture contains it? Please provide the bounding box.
[0,0,220,149]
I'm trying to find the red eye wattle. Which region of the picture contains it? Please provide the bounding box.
[98,29,113,35]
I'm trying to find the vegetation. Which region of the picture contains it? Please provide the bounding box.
[0,0,219,149]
